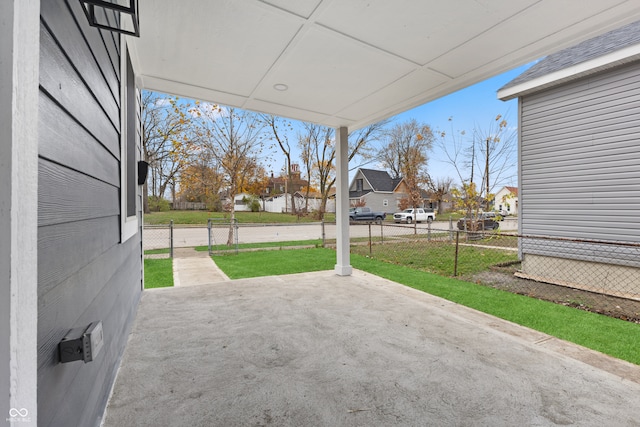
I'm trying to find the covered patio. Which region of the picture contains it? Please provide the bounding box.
[103,270,640,426]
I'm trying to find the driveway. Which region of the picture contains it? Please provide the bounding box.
[103,270,640,426]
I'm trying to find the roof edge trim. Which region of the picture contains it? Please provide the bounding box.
[497,43,640,101]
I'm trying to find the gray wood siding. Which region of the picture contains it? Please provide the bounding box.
[520,61,640,243]
[38,1,141,426]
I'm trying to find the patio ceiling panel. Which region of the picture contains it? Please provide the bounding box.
[312,0,531,66]
[130,0,640,131]
[428,1,640,79]
[248,24,416,119]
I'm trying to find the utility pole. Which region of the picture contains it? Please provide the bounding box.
[485,137,490,210]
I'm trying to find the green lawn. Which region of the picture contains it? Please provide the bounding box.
[210,247,640,365]
[144,210,336,225]
[144,258,173,289]
[351,240,518,276]
[213,247,334,278]
[195,239,324,252]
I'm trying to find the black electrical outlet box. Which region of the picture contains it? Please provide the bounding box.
[59,321,104,363]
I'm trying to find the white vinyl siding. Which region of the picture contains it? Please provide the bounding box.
[520,61,640,243]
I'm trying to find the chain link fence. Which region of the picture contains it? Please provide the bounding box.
[208,218,239,255]
[141,219,640,321]
[143,220,173,258]
[350,222,640,322]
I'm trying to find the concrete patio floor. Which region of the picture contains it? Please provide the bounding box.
[103,270,640,426]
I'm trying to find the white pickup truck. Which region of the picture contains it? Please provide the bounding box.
[393,208,435,224]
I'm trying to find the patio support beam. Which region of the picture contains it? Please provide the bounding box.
[334,126,352,276]
[0,0,40,423]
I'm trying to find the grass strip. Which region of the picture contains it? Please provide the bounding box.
[144,258,173,289]
[144,248,170,255]
[194,239,324,252]
[211,247,640,365]
[144,210,336,225]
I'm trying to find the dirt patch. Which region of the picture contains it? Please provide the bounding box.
[466,263,640,324]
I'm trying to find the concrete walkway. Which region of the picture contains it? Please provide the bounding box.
[171,247,229,287]
[104,269,640,426]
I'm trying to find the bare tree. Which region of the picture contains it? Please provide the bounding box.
[437,114,517,210]
[427,175,454,215]
[262,115,298,214]
[298,121,389,218]
[141,91,198,212]
[379,119,434,208]
[195,106,267,244]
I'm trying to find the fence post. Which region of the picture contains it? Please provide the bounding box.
[169,220,174,258]
[207,218,212,256]
[233,219,239,254]
[428,220,431,242]
[454,230,460,276]
[368,223,372,255]
[380,222,384,244]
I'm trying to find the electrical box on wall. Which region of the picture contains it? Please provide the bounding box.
[59,321,104,364]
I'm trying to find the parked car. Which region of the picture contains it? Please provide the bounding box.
[349,207,386,224]
[393,208,435,224]
[457,213,500,231]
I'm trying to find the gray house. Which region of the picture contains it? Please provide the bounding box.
[498,21,640,297]
[349,169,406,213]
[4,1,640,426]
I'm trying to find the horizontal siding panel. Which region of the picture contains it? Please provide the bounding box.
[522,123,639,150]
[522,105,640,140]
[38,216,120,297]
[39,92,119,185]
[40,23,119,158]
[522,132,638,157]
[38,238,141,427]
[66,0,120,104]
[523,62,640,113]
[522,152,640,171]
[41,0,119,127]
[523,76,640,121]
[38,159,119,227]
[523,85,640,126]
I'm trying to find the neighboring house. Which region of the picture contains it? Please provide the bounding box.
[233,193,256,212]
[498,21,640,297]
[264,165,309,196]
[349,169,407,213]
[494,186,518,215]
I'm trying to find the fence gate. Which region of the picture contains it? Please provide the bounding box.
[207,218,239,255]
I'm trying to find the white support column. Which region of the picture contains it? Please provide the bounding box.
[0,0,40,424]
[334,126,352,276]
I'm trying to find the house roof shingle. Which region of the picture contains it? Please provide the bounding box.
[499,20,640,99]
[359,168,401,192]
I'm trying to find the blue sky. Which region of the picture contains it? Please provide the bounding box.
[386,63,534,187]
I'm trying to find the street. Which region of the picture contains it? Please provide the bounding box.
[143,218,518,250]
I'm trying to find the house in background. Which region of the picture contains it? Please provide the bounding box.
[264,164,309,197]
[5,1,639,425]
[494,186,518,215]
[349,169,407,213]
[498,21,640,298]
